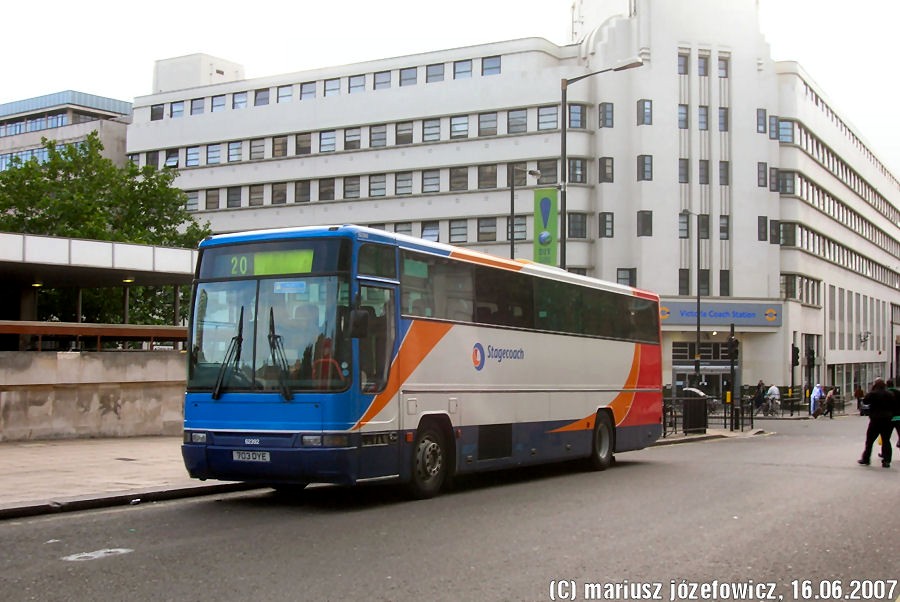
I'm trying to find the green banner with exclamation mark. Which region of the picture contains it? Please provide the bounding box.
[533,188,558,266]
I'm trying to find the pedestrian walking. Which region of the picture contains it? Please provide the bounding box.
[753,380,766,416]
[764,383,780,416]
[857,379,894,468]
[854,385,865,414]
[824,388,835,419]
[811,384,825,418]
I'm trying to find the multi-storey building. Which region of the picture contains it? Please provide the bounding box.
[0,90,132,171]
[125,0,900,400]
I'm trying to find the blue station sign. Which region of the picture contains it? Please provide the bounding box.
[659,301,782,327]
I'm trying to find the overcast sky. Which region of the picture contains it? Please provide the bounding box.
[4,0,899,175]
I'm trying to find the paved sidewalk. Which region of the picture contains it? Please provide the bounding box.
[0,427,766,520]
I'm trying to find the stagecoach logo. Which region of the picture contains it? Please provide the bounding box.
[472,342,525,371]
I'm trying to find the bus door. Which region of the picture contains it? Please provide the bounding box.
[355,282,399,479]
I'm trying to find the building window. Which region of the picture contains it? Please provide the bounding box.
[509,215,526,241]
[719,269,731,296]
[769,167,779,192]
[273,136,287,158]
[270,183,287,205]
[569,104,586,128]
[599,157,614,183]
[190,98,204,115]
[568,158,586,184]
[370,124,387,147]
[508,162,527,186]
[718,57,729,78]
[165,149,179,168]
[233,92,247,109]
[679,158,689,183]
[698,106,709,130]
[720,215,730,240]
[599,212,614,238]
[768,115,779,139]
[205,189,220,210]
[185,146,200,167]
[300,82,316,99]
[617,268,637,287]
[396,122,413,145]
[698,214,710,239]
[757,162,768,187]
[478,112,497,136]
[537,106,558,130]
[699,269,710,296]
[453,59,472,79]
[508,109,527,133]
[394,222,412,235]
[296,132,312,155]
[344,176,361,199]
[637,211,653,236]
[637,99,652,125]
[319,178,335,201]
[769,219,780,244]
[678,53,689,75]
[324,78,340,97]
[699,159,709,184]
[423,118,441,141]
[698,55,709,76]
[719,107,729,131]
[170,101,184,118]
[400,67,417,86]
[678,213,690,239]
[421,221,440,242]
[478,217,497,241]
[637,155,653,181]
[395,171,413,195]
[678,104,689,129]
[348,74,365,94]
[757,108,767,133]
[719,161,730,185]
[319,131,336,152]
[450,115,469,139]
[249,184,264,206]
[250,138,265,160]
[449,219,468,243]
[185,191,199,212]
[211,95,226,112]
[477,164,497,189]
[150,104,164,120]
[482,56,501,75]
[146,151,159,169]
[536,160,557,185]
[254,88,270,106]
[426,63,444,83]
[206,144,220,165]
[599,102,614,127]
[422,169,440,193]
[758,216,768,241]
[369,174,386,197]
[778,120,794,143]
[449,167,468,191]
[568,213,587,238]
[295,180,311,203]
[677,268,691,295]
[227,186,242,208]
[277,85,292,103]
[374,71,391,90]
[778,170,795,194]
[228,141,242,162]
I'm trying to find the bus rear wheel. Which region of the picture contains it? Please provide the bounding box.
[408,425,447,499]
[588,411,614,471]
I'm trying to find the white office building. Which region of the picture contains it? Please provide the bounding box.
[126,0,900,400]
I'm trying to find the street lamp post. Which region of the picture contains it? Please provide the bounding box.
[509,166,541,259]
[559,58,643,270]
[681,209,702,388]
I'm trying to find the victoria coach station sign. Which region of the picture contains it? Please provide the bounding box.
[659,301,782,327]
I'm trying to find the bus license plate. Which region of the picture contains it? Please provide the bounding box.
[232,450,270,463]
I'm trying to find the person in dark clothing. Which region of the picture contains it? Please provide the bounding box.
[858,379,895,468]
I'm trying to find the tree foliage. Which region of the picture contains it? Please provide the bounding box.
[0,132,210,325]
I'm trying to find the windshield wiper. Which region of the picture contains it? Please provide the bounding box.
[211,306,244,400]
[267,307,294,401]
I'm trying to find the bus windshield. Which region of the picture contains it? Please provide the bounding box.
[188,275,351,394]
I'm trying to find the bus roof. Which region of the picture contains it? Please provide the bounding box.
[199,224,659,301]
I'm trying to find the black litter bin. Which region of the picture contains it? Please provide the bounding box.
[681,388,709,434]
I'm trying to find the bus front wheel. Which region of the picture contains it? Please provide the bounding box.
[408,424,447,499]
[588,411,615,471]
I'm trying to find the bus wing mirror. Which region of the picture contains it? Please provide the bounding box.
[349,309,369,338]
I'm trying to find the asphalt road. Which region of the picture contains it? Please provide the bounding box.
[0,417,897,602]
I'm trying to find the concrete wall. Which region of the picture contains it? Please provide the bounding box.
[0,351,186,441]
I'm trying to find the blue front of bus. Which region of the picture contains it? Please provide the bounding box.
[181,231,398,487]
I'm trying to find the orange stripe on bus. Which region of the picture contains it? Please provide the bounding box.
[448,249,524,271]
[548,344,641,432]
[352,320,453,430]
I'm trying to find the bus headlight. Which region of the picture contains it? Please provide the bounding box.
[323,434,349,447]
[301,435,322,447]
[184,431,207,444]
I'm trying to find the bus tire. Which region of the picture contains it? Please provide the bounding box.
[407,424,447,499]
[588,411,615,471]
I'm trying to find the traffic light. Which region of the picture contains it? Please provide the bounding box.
[791,344,800,367]
[727,336,739,361]
[806,347,815,364]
